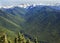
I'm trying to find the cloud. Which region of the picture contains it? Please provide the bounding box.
[0,0,60,6]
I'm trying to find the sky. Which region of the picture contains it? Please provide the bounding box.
[0,0,60,6]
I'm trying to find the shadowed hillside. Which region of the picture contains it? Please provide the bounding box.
[23,6,60,43]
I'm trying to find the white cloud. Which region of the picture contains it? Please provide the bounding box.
[0,0,60,6]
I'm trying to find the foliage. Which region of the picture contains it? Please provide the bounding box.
[0,32,37,43]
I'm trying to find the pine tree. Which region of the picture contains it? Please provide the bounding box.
[21,34,26,43]
[34,38,38,43]
[26,39,31,43]
[1,34,8,43]
[8,40,11,43]
[15,37,18,43]
[18,32,22,43]
[18,32,26,43]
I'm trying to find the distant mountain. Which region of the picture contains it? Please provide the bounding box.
[23,5,60,43]
[0,5,60,43]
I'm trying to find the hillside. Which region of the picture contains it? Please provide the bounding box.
[23,6,60,43]
[0,5,60,43]
[0,9,25,32]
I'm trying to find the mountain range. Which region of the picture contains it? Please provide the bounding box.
[0,5,60,43]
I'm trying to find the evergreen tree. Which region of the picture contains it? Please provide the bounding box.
[0,32,34,43]
[18,32,26,43]
[18,32,22,43]
[26,39,31,43]
[15,37,18,43]
[34,38,38,43]
[8,40,11,43]
[1,34,8,43]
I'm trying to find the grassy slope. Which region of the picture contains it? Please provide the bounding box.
[0,9,25,42]
[0,9,25,32]
[0,9,26,43]
[0,26,16,43]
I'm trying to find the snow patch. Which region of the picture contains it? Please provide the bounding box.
[0,3,60,9]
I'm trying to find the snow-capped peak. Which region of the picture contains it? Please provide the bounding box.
[0,3,60,9]
[0,6,14,9]
[0,4,37,9]
[18,4,30,8]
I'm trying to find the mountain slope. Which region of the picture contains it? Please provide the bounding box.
[0,9,27,43]
[0,26,16,43]
[0,9,25,32]
[22,6,60,43]
[0,5,60,43]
